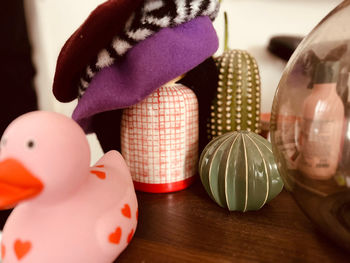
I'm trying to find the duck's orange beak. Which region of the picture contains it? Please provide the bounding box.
[0,158,43,209]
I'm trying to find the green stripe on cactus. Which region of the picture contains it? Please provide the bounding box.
[200,132,233,206]
[199,131,284,212]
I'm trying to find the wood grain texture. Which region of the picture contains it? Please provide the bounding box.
[117,180,349,263]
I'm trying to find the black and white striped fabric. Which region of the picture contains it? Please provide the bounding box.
[78,0,220,97]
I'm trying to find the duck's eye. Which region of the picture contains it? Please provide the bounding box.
[27,140,35,149]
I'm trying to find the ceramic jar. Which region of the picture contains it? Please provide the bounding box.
[121,84,198,193]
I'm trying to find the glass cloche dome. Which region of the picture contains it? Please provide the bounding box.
[271,1,350,251]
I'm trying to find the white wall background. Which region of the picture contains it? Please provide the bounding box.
[23,0,343,164]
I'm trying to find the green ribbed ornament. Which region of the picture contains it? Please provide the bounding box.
[199,131,283,212]
[208,13,261,140]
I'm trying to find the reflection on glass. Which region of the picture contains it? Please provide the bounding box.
[271,1,350,252]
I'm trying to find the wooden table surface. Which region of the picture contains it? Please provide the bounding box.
[0,180,348,262]
[117,180,349,263]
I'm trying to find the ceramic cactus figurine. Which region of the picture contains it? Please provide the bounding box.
[0,111,138,263]
[199,131,283,212]
[208,13,261,140]
[121,82,198,193]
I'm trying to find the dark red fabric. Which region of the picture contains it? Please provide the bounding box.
[53,0,144,102]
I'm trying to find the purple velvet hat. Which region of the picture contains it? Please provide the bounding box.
[73,16,219,132]
[54,0,221,144]
[54,0,220,101]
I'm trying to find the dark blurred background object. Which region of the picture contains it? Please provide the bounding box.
[268,35,304,61]
[0,0,37,229]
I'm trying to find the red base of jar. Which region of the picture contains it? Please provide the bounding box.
[133,176,196,193]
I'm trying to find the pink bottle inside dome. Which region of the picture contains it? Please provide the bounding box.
[298,61,344,179]
[121,83,198,193]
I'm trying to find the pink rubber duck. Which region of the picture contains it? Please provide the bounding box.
[0,111,138,262]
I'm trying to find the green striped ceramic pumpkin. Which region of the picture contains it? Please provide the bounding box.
[207,13,261,140]
[199,131,283,212]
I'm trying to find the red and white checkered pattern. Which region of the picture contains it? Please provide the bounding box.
[121,84,198,186]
